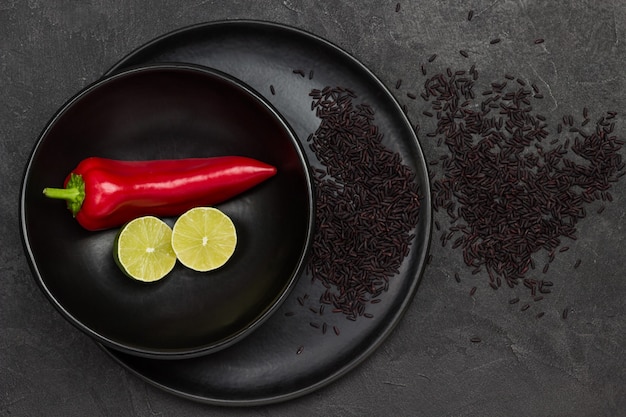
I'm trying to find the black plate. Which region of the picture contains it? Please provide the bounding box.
[102,20,432,405]
[20,63,314,359]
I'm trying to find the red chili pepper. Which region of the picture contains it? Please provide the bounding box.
[42,156,277,231]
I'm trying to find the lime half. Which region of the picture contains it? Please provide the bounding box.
[114,216,177,282]
[171,207,237,272]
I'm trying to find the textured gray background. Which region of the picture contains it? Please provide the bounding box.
[2,1,625,416]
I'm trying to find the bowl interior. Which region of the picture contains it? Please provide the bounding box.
[21,64,313,358]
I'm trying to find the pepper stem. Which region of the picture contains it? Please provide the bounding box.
[42,173,85,217]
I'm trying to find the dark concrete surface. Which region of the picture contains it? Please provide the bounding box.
[2,1,625,416]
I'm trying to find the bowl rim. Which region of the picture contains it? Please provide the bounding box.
[19,62,316,359]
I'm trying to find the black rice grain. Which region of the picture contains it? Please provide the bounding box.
[470,337,482,343]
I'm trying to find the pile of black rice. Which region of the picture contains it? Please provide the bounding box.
[303,86,422,323]
[413,65,624,310]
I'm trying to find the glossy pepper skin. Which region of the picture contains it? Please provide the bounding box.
[43,156,277,231]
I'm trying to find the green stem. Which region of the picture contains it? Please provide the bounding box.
[42,173,85,216]
[43,187,81,200]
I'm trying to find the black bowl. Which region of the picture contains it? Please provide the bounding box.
[20,64,315,359]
